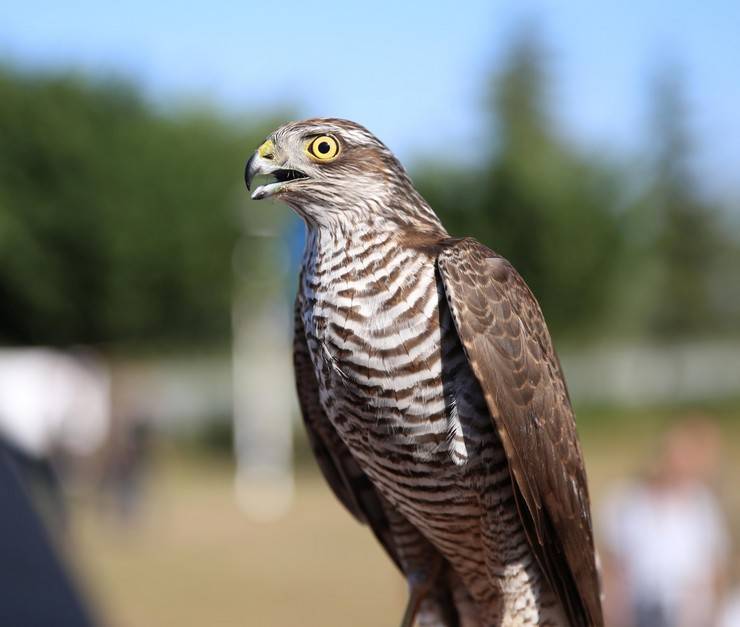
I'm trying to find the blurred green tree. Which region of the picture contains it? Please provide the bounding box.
[417,26,624,339]
[644,65,724,338]
[0,67,275,347]
[1,53,735,351]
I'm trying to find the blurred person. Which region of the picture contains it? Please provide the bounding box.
[99,415,153,525]
[600,417,730,627]
[719,589,740,627]
[0,348,110,529]
[718,554,740,627]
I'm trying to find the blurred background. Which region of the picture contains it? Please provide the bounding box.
[1,1,739,626]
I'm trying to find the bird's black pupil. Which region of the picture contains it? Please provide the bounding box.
[318,141,331,154]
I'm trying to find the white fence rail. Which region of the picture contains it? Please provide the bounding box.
[110,340,740,430]
[560,340,740,406]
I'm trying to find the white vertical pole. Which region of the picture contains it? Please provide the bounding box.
[232,293,294,521]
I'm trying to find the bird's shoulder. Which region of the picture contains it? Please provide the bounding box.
[398,233,524,300]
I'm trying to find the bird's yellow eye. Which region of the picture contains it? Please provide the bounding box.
[307,135,339,161]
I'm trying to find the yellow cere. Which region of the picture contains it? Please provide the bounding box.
[257,139,274,158]
[307,135,339,161]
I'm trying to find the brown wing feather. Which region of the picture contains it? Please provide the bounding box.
[436,238,603,627]
[293,292,403,571]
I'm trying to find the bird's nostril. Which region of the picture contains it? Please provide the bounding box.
[263,153,274,160]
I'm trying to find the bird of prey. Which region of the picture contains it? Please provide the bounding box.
[245,119,603,627]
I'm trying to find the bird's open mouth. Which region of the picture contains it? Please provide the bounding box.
[273,168,308,183]
[250,168,308,200]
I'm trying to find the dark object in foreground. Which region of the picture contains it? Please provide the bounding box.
[0,441,96,627]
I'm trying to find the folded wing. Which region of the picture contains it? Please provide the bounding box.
[437,237,603,627]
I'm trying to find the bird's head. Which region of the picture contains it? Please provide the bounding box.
[245,118,443,231]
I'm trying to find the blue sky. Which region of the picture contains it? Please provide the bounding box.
[2,0,739,200]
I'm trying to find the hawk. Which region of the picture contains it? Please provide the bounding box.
[245,119,603,627]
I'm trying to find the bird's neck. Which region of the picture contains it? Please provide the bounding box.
[289,178,446,235]
[303,216,446,262]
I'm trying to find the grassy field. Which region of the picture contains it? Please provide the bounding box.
[69,456,407,627]
[66,407,740,627]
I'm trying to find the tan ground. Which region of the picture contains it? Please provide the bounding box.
[66,414,740,627]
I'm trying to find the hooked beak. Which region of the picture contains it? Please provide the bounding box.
[244,140,308,200]
[244,152,269,199]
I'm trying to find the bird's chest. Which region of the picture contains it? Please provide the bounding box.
[299,238,491,471]
[303,243,436,425]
